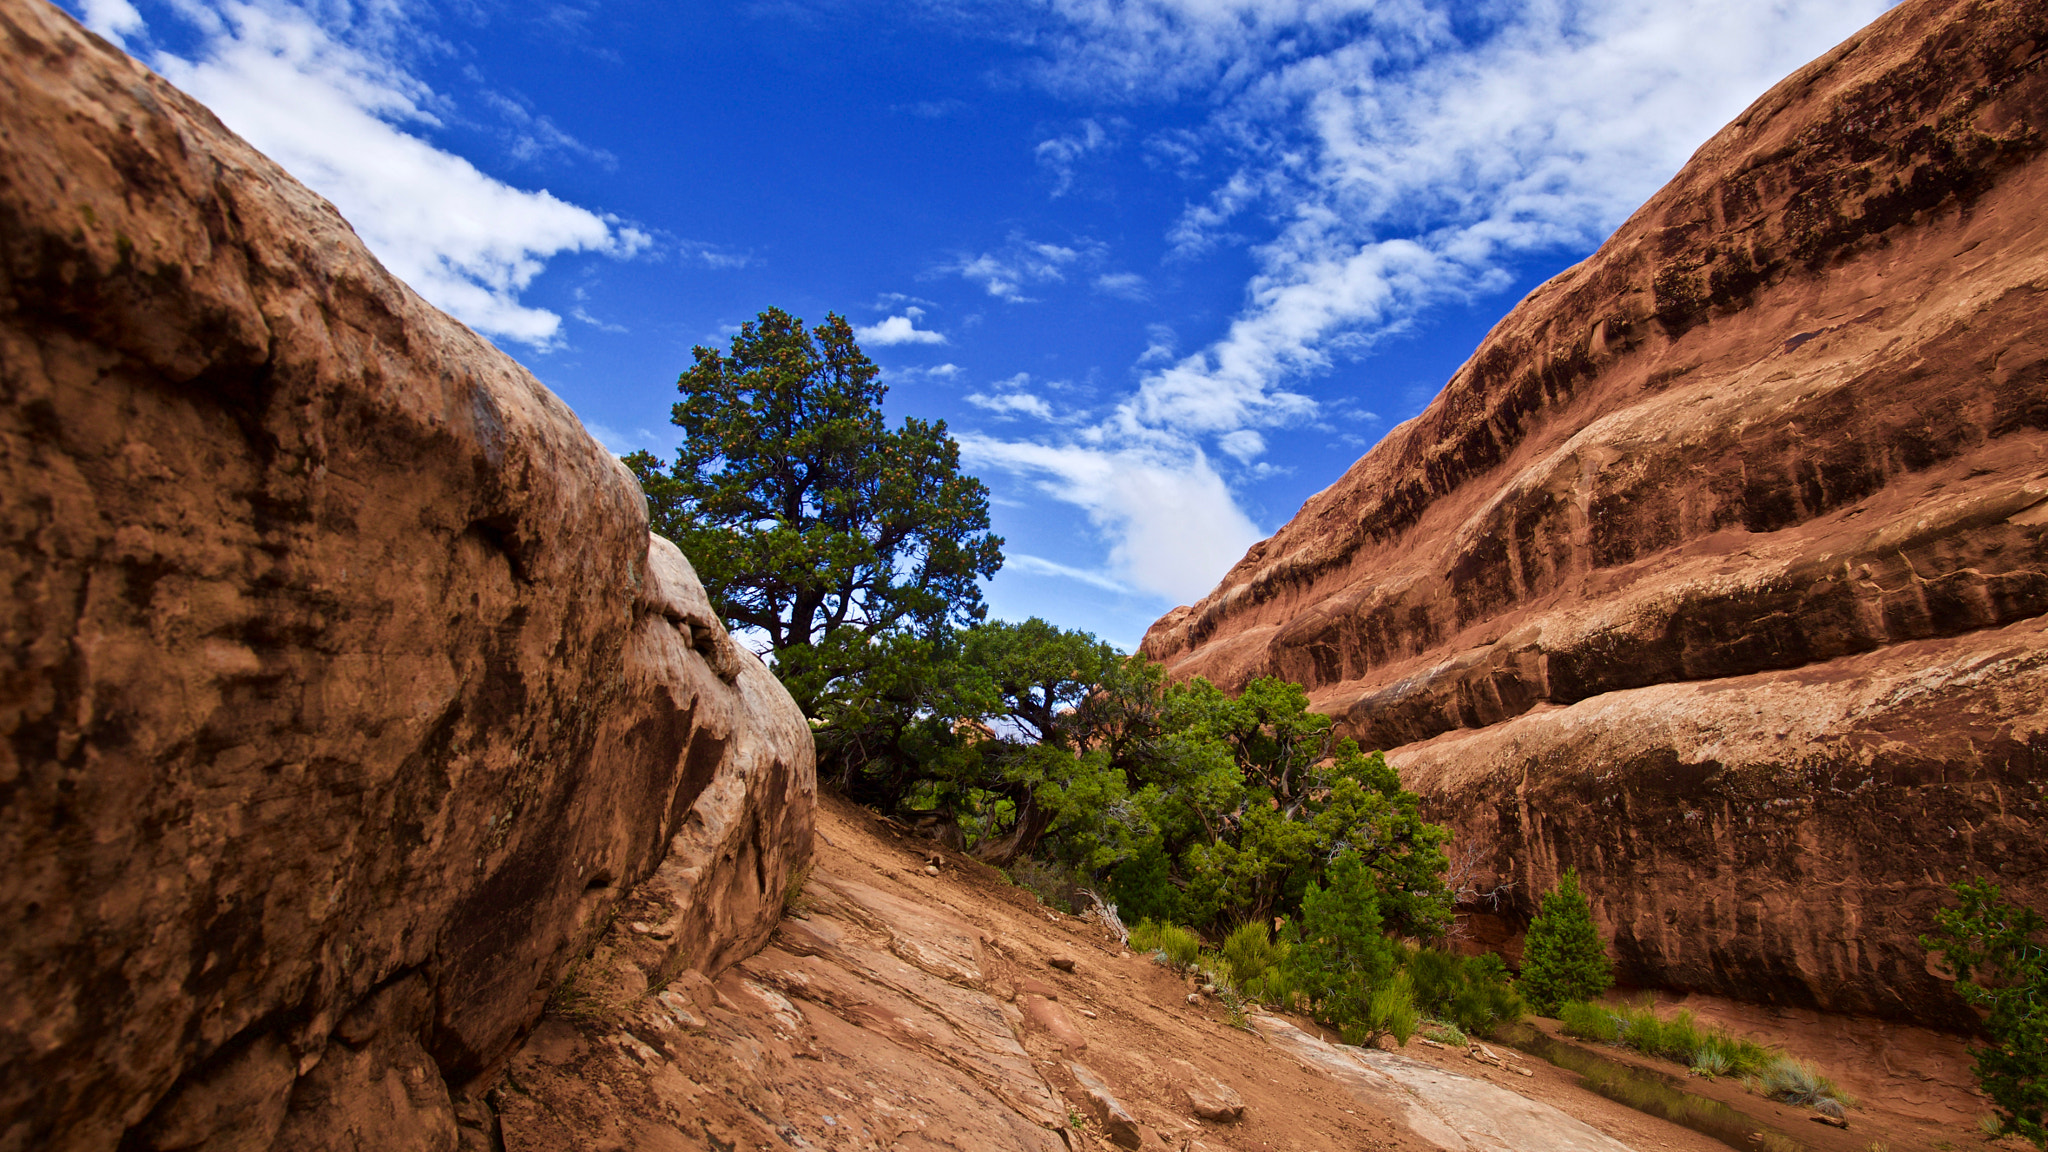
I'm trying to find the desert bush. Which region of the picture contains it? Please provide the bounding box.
[1407,946,1523,1035]
[1339,970,1419,1048]
[1129,919,1203,973]
[1690,1044,1733,1078]
[1283,852,1402,1033]
[1220,922,1281,988]
[1751,1057,1847,1109]
[1559,1000,1620,1042]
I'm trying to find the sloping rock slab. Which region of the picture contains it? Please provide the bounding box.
[1251,1016,1636,1152]
[0,3,812,1149]
[497,859,1067,1150]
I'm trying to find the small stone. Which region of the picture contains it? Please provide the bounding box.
[1185,993,1201,1005]
[1016,978,1060,1001]
[1809,1115,1850,1130]
[1048,956,1077,972]
[1079,1009,1097,1019]
[629,921,653,934]
[924,865,940,876]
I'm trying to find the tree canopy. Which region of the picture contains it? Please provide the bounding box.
[624,307,1002,715]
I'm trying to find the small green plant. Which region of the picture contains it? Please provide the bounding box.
[1282,852,1403,1037]
[1129,919,1203,973]
[1981,1113,2009,1138]
[1689,1044,1733,1079]
[1422,1020,1469,1046]
[1753,1057,1845,1108]
[1922,876,2047,1149]
[1519,869,1613,1013]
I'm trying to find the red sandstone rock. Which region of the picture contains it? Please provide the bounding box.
[0,3,813,1149]
[1142,0,2048,1025]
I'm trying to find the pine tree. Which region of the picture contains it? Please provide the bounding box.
[1519,868,1613,1014]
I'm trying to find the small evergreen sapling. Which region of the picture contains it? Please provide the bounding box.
[1922,876,2047,1148]
[1519,868,1614,1014]
[1282,852,1413,1042]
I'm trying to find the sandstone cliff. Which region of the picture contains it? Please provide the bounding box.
[0,3,813,1149]
[1141,0,2048,1027]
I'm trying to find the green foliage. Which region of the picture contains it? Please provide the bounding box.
[1558,998,1778,1080]
[1406,947,1524,1036]
[1921,876,2048,1147]
[1519,869,1614,1013]
[1283,852,1404,1036]
[1752,1057,1847,1109]
[1559,1000,1621,1043]
[1337,969,1419,1047]
[1220,922,1283,991]
[1107,840,1185,925]
[1129,919,1203,973]
[626,307,1001,719]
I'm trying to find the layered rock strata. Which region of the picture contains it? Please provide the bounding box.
[1142,0,2048,1024]
[0,3,813,1149]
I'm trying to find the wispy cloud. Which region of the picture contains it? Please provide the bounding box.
[945,232,1101,302]
[1005,553,1131,594]
[856,306,948,345]
[106,0,646,347]
[964,0,1893,605]
[1034,117,1119,197]
[1092,272,1150,301]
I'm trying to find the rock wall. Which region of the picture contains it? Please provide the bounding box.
[1141,0,2048,1026]
[0,3,814,1150]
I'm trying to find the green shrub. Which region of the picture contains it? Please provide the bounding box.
[1405,947,1523,1035]
[1921,876,2048,1148]
[1423,1020,1469,1046]
[1519,869,1613,1013]
[1283,851,1403,1037]
[1753,1057,1846,1109]
[1107,840,1185,926]
[1130,919,1204,973]
[1220,922,1283,992]
[1690,1044,1733,1078]
[1559,1000,1620,1042]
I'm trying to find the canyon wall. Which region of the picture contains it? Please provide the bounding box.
[0,3,813,1150]
[1142,0,2048,1027]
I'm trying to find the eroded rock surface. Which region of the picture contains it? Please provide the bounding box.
[1252,1016,1635,1152]
[1141,0,2048,1022]
[0,3,813,1148]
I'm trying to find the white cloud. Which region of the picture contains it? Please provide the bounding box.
[1034,118,1116,197]
[960,435,1261,605]
[80,0,144,42]
[1092,272,1150,301]
[1005,553,1132,594]
[967,0,1893,611]
[1099,0,1896,460]
[947,233,1099,302]
[966,391,1057,421]
[856,310,948,345]
[139,1,645,346]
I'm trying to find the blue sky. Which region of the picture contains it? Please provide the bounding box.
[70,0,1892,652]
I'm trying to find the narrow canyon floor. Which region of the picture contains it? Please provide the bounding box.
[494,790,2004,1152]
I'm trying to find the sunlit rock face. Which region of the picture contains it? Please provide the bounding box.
[0,3,813,1149]
[1142,0,2048,1027]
